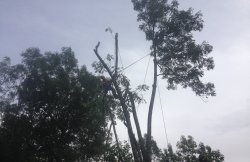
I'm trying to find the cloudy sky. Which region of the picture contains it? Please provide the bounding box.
[0,0,250,161]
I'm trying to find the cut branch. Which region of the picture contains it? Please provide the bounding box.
[114,33,118,78]
[94,42,141,162]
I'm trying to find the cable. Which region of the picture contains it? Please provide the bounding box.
[157,81,169,145]
[136,55,151,112]
[121,54,150,72]
[143,56,151,85]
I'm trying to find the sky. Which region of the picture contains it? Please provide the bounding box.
[0,0,250,161]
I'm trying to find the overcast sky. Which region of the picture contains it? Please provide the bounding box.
[0,0,250,161]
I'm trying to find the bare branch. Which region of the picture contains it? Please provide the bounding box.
[114,33,118,78]
[93,42,142,162]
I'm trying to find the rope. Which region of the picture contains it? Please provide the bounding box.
[143,56,151,85]
[136,55,151,112]
[121,54,150,72]
[157,81,169,145]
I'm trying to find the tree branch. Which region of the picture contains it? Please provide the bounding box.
[114,33,118,78]
[94,42,141,162]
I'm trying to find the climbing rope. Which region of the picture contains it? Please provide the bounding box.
[143,55,151,85]
[120,54,150,72]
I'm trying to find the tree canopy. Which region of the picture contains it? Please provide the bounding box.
[0,48,109,161]
[161,135,224,162]
[132,0,215,96]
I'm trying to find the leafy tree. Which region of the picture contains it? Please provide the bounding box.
[0,48,108,162]
[176,136,199,161]
[160,135,224,162]
[197,142,224,162]
[130,0,215,161]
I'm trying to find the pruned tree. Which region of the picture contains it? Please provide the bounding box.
[93,33,144,162]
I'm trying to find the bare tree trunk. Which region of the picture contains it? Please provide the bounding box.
[145,45,157,162]
[94,42,141,162]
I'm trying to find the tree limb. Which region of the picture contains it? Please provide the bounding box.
[94,42,141,162]
[114,33,118,78]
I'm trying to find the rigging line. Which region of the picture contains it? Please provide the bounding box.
[157,81,169,145]
[120,54,150,72]
[136,55,151,112]
[143,56,151,85]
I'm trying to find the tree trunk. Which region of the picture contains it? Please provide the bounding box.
[129,91,146,161]
[145,45,157,162]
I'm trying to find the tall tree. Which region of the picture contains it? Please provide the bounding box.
[0,48,108,162]
[131,0,215,161]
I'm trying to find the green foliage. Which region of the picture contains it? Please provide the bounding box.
[105,141,134,162]
[160,145,181,162]
[160,135,224,162]
[131,0,215,97]
[176,136,199,161]
[141,134,162,161]
[197,142,224,162]
[0,48,108,162]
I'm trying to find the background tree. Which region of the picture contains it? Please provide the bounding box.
[0,48,109,162]
[104,141,133,162]
[131,0,215,161]
[176,136,199,161]
[160,135,224,162]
